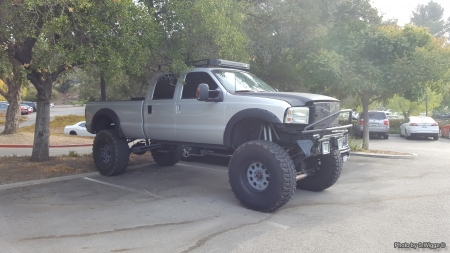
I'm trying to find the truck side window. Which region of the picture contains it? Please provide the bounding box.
[182,72,218,99]
[153,74,177,100]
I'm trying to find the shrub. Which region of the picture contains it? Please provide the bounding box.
[389,119,406,134]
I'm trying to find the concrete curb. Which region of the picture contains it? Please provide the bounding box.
[351,152,418,159]
[0,163,154,191]
[0,144,93,148]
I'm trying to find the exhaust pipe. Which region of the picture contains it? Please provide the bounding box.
[296,174,307,181]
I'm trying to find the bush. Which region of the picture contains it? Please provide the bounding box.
[389,119,406,134]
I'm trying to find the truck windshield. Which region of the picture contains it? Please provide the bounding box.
[212,70,276,93]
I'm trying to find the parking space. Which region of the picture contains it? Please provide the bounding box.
[0,137,449,252]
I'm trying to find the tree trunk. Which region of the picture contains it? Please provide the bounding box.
[361,92,370,150]
[100,73,106,101]
[1,81,22,134]
[30,77,53,161]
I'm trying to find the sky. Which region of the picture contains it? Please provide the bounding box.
[370,0,450,26]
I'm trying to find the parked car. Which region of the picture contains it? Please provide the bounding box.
[0,103,8,113]
[357,111,390,139]
[64,121,96,137]
[22,101,37,112]
[50,102,54,108]
[400,116,439,140]
[21,103,33,113]
[20,105,29,115]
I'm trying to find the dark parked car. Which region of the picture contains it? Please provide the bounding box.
[22,101,37,112]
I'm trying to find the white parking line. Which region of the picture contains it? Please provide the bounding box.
[266,221,290,230]
[83,177,160,199]
[177,163,228,173]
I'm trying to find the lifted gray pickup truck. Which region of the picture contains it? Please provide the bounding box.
[85,59,352,212]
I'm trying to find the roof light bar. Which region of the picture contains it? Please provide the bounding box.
[186,59,250,70]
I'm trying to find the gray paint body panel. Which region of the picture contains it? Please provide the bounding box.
[86,68,336,146]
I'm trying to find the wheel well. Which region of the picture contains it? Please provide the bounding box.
[231,118,267,148]
[93,115,115,133]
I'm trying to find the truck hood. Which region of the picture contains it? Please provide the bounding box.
[235,92,339,106]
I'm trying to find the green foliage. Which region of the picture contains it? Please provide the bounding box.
[388,88,443,119]
[348,138,364,151]
[22,86,59,102]
[410,1,450,37]
[245,0,342,91]
[75,67,135,101]
[388,119,406,134]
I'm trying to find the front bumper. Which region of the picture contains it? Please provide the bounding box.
[296,109,352,161]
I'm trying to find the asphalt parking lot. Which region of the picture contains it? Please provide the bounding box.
[0,136,449,253]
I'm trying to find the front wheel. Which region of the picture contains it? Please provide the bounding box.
[93,129,130,176]
[228,140,296,212]
[296,149,342,192]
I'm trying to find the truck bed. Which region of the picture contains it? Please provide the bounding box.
[85,100,146,139]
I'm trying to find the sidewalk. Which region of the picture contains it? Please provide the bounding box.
[0,146,92,156]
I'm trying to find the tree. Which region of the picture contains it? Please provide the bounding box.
[0,0,159,161]
[142,0,250,72]
[388,88,443,119]
[243,0,345,91]
[301,15,450,149]
[0,49,28,134]
[410,1,450,38]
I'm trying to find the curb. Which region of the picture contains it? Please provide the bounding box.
[0,144,93,148]
[351,152,418,159]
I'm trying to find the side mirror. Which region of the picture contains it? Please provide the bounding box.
[196,83,223,102]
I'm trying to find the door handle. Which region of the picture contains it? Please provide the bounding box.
[176,105,180,113]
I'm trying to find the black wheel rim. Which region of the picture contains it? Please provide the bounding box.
[100,143,112,164]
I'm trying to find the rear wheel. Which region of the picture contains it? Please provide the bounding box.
[151,145,183,166]
[70,131,77,135]
[405,131,411,140]
[383,134,389,139]
[228,140,296,212]
[296,149,342,192]
[93,129,130,176]
[433,135,439,140]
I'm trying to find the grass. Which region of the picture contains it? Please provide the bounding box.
[20,114,85,133]
[349,137,364,151]
[0,113,28,125]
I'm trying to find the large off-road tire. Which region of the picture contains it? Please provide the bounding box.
[151,145,183,166]
[296,149,342,192]
[228,140,296,212]
[93,129,130,176]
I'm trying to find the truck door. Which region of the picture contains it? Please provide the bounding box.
[144,74,178,141]
[175,71,226,145]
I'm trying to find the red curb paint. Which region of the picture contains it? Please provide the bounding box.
[0,144,92,148]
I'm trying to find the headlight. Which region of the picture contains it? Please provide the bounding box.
[284,107,309,124]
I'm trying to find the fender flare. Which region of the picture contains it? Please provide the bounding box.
[223,108,282,147]
[91,108,125,137]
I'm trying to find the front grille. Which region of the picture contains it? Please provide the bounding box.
[313,102,340,129]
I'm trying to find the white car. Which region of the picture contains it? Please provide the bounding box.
[400,116,439,140]
[64,121,96,137]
